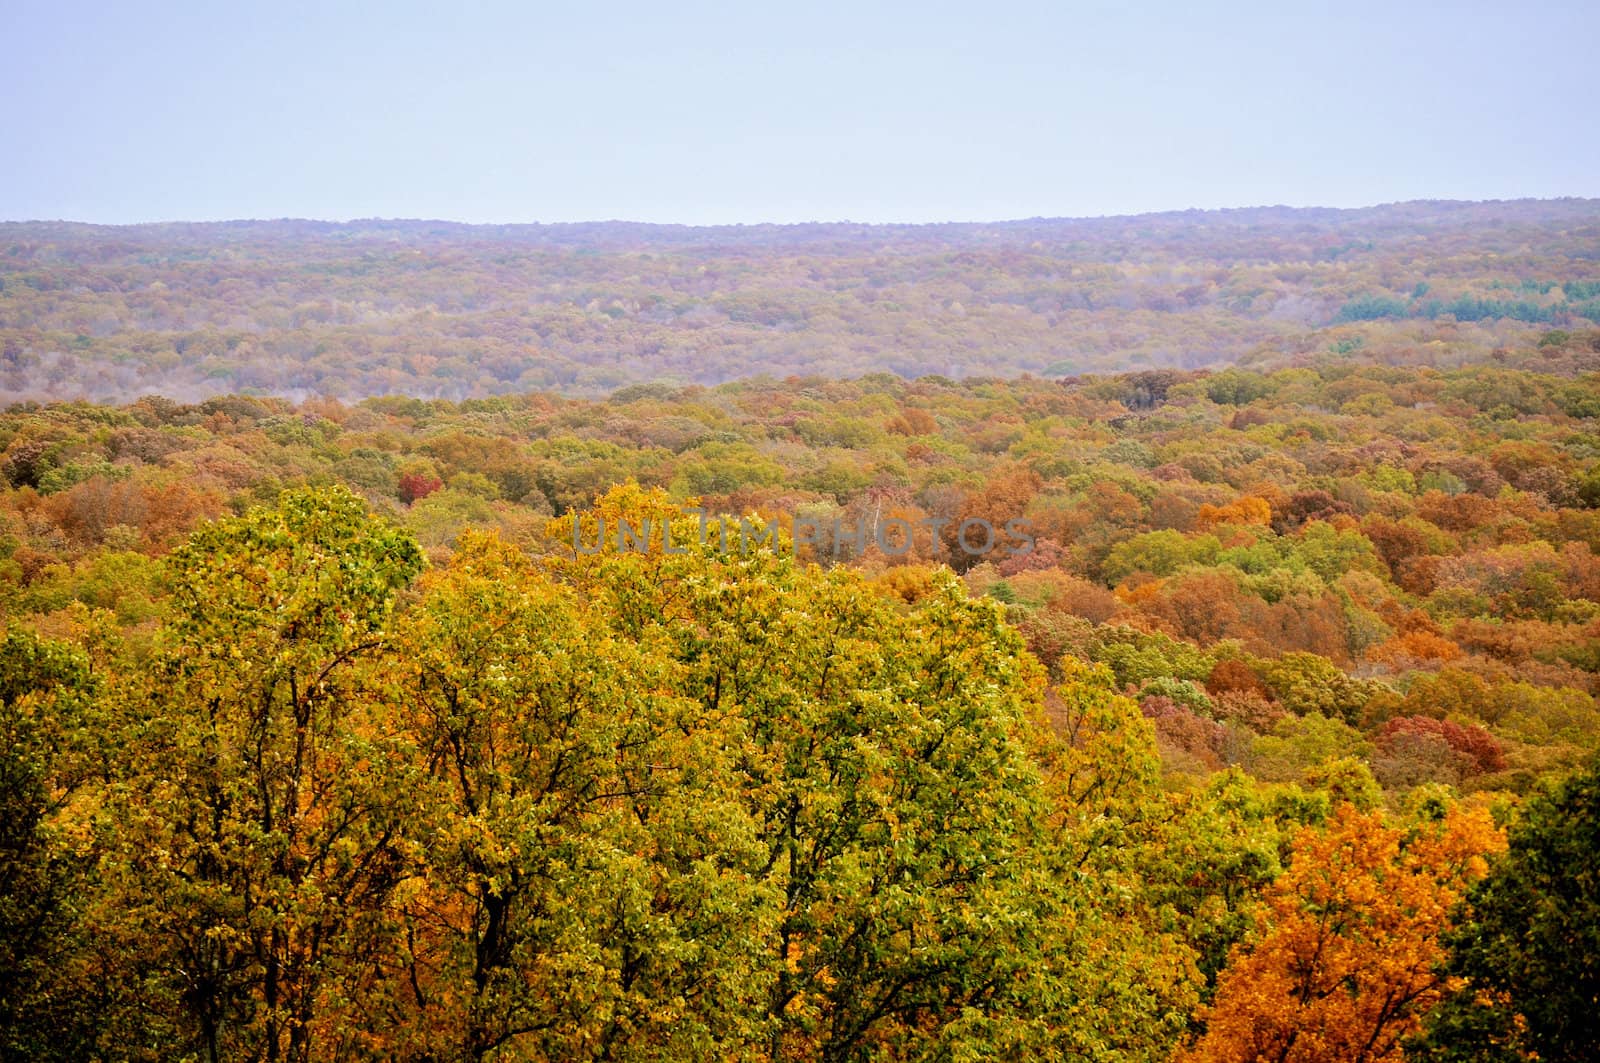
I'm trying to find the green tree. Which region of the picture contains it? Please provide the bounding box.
[1413,757,1600,1062]
[390,529,774,1060]
[0,629,105,1061]
[545,486,1202,1061]
[103,486,424,1063]
[1262,652,1378,724]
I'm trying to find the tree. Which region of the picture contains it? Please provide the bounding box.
[389,529,774,1060]
[1261,652,1378,724]
[1137,769,1290,993]
[1196,495,1272,531]
[103,486,424,1063]
[1101,529,1219,584]
[545,486,1201,1061]
[397,469,443,504]
[1183,804,1504,1063]
[0,630,105,1061]
[939,466,1041,573]
[1413,758,1600,1062]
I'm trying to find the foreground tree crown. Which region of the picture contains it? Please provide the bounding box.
[5,197,1600,1059]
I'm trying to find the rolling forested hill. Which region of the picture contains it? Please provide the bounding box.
[4,198,1599,402]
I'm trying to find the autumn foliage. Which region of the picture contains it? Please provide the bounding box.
[1,293,1598,1057]
[1183,804,1506,1063]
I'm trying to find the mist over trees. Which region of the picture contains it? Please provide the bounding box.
[4,199,1598,403]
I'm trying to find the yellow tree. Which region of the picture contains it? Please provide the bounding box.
[541,485,1203,1062]
[386,528,775,1060]
[100,486,426,1063]
[1182,803,1504,1063]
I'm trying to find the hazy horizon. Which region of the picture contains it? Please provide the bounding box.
[7,195,1599,229]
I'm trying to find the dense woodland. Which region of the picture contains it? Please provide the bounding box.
[4,199,1600,403]
[3,206,1600,1061]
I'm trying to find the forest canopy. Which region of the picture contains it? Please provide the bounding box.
[4,199,1599,403]
[3,202,1600,1060]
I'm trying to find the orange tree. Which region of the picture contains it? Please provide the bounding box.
[1180,802,1504,1063]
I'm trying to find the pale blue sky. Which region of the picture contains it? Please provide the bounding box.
[4,0,1596,224]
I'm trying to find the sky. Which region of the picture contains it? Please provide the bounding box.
[4,0,1597,225]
